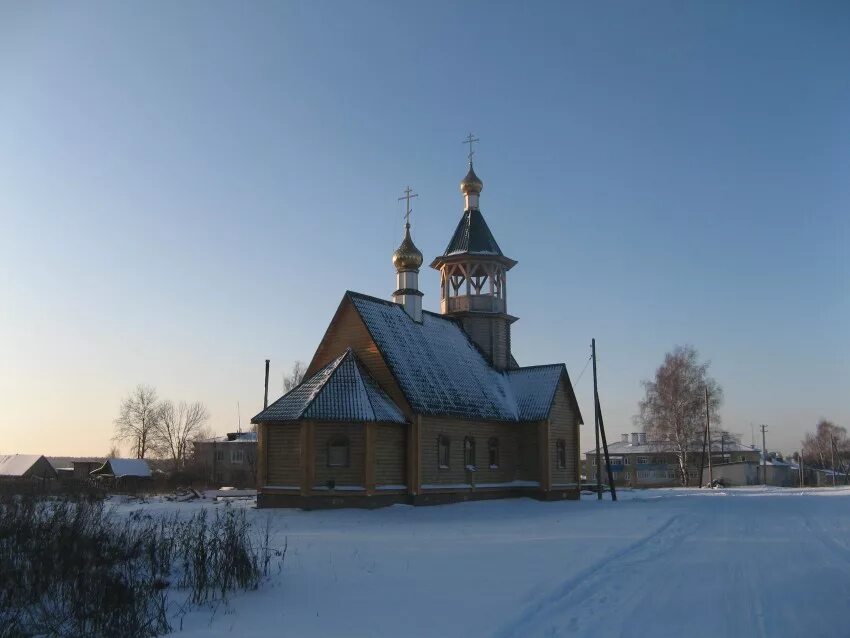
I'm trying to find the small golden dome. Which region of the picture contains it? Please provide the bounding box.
[460,163,484,194]
[392,224,423,271]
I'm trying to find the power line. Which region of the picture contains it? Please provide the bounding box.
[573,354,593,386]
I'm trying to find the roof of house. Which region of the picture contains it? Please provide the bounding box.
[92,458,152,478]
[199,432,258,444]
[253,347,407,424]
[0,454,50,477]
[260,292,582,425]
[585,440,760,455]
[442,209,504,257]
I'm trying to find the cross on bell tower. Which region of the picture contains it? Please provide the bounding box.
[430,137,518,370]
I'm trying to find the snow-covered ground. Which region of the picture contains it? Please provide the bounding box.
[112,487,850,637]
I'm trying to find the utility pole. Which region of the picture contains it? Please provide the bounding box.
[831,436,837,487]
[264,359,270,409]
[799,454,804,488]
[592,339,602,500]
[705,386,713,486]
[760,424,768,486]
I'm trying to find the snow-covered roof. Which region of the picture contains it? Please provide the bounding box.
[202,432,258,443]
[586,440,760,455]
[92,458,152,478]
[253,348,407,424]
[0,454,47,477]
[507,365,565,421]
[351,293,519,421]
[350,293,579,423]
[256,292,583,425]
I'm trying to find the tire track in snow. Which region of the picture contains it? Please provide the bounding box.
[803,517,850,567]
[494,514,695,638]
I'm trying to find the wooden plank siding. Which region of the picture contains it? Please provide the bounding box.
[375,424,406,487]
[265,423,301,487]
[549,377,581,487]
[419,416,538,487]
[456,315,510,370]
[313,423,365,488]
[306,299,412,417]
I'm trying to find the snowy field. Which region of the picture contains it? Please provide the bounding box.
[112,487,850,637]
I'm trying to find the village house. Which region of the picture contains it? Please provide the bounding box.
[0,454,57,481]
[192,431,258,487]
[252,154,584,508]
[587,432,761,487]
[91,458,152,489]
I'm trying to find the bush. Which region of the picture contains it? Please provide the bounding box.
[0,495,270,638]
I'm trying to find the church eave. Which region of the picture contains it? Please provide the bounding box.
[429,253,518,270]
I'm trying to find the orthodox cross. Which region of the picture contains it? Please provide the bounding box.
[462,132,480,163]
[398,185,418,226]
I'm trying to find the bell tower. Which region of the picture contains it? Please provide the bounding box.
[430,136,517,369]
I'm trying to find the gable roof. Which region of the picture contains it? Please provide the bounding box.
[0,454,52,477]
[92,458,152,478]
[253,348,406,424]
[343,292,583,424]
[507,364,568,421]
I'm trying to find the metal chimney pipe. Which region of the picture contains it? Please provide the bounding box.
[264,359,270,409]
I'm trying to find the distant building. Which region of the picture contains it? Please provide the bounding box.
[91,458,152,488]
[0,454,57,480]
[587,432,761,487]
[193,431,257,487]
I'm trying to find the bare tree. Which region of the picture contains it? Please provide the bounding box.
[114,385,162,459]
[154,400,210,472]
[105,443,121,459]
[282,361,306,394]
[802,420,849,479]
[636,345,723,486]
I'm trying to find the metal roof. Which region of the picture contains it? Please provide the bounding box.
[253,348,407,424]
[0,454,48,477]
[348,293,582,424]
[92,458,152,478]
[507,365,566,421]
[442,209,504,257]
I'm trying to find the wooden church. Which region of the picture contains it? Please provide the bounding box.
[253,148,583,508]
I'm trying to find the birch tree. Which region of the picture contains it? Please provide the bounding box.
[113,385,162,459]
[282,361,306,393]
[637,346,723,486]
[802,420,849,479]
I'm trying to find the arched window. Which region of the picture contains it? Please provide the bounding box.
[488,437,500,469]
[464,436,476,469]
[556,439,567,469]
[438,435,450,469]
[328,437,350,468]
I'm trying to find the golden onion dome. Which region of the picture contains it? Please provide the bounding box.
[460,163,484,194]
[392,224,423,271]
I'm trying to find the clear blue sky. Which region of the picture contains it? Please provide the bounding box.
[1,0,847,456]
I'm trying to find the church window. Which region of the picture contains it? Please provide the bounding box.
[464,436,476,469]
[328,437,350,468]
[488,437,500,469]
[556,440,567,469]
[438,435,450,469]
